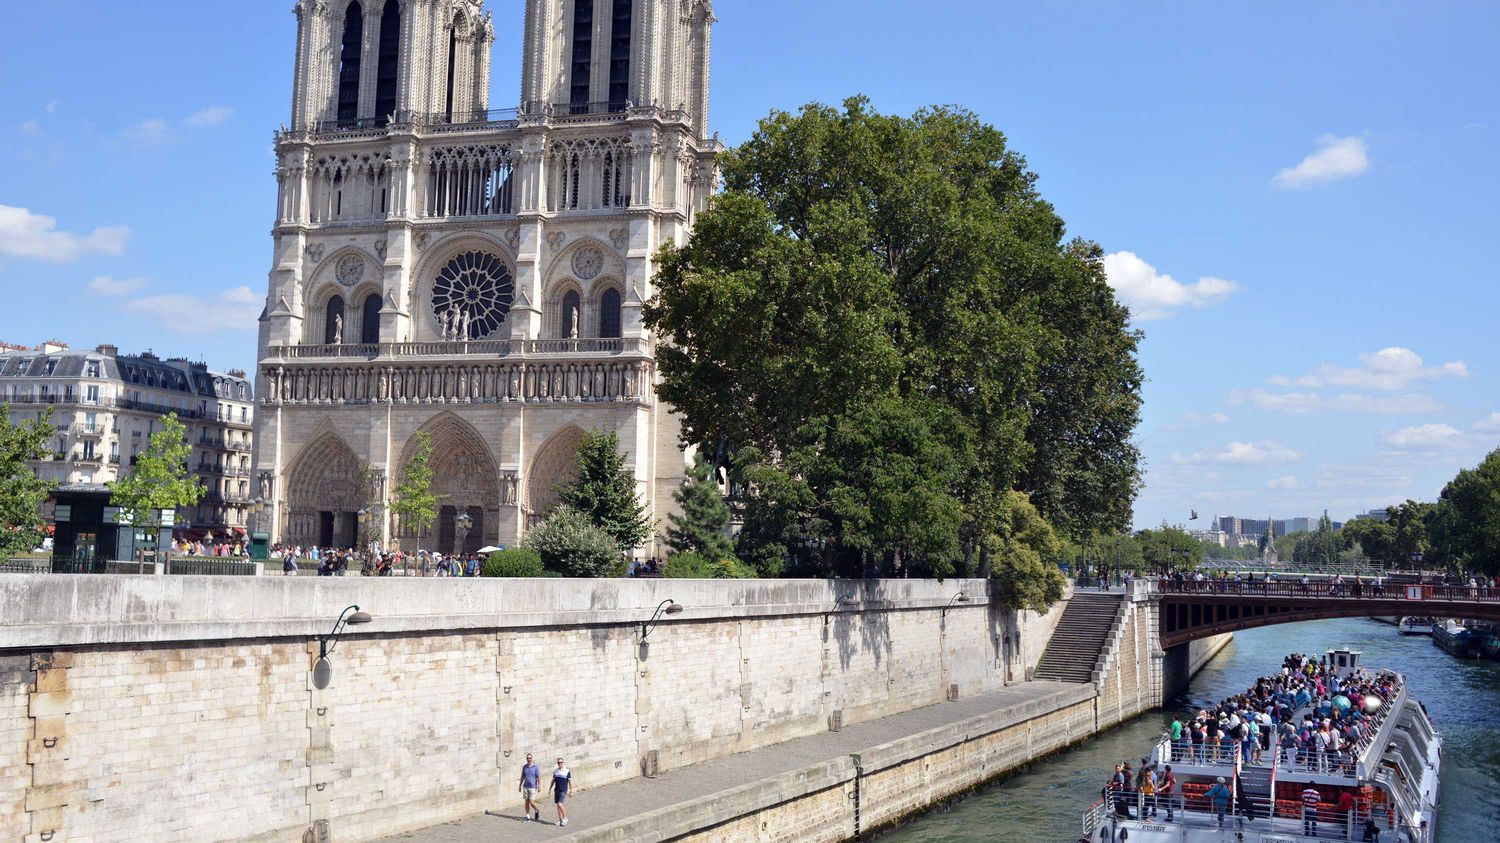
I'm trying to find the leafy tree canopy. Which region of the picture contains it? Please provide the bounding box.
[1429,448,1500,575]
[647,97,1142,575]
[0,404,55,555]
[1134,524,1205,573]
[986,491,1067,613]
[108,413,203,529]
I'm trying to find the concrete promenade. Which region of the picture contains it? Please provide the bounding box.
[381,680,1095,843]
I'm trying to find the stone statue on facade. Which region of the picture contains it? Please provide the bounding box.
[441,306,455,341]
[568,306,579,339]
[332,313,343,344]
[458,309,470,341]
[258,472,273,501]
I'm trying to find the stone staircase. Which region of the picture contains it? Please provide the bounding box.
[1032,593,1124,683]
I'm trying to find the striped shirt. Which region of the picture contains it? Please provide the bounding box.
[1302,788,1320,808]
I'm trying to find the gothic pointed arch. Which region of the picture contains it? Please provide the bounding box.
[527,424,587,517]
[395,412,500,551]
[337,2,365,124]
[374,0,402,123]
[283,431,365,547]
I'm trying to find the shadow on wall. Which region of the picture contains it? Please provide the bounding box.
[825,579,894,672]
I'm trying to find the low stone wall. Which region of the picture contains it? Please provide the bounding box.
[569,684,1099,843]
[0,575,1045,843]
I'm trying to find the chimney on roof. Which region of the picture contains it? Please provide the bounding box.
[39,340,70,354]
[227,369,247,379]
[0,342,29,353]
[95,344,119,357]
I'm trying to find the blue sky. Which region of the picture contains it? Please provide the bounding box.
[3,1,1497,529]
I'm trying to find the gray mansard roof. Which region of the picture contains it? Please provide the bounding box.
[0,348,251,400]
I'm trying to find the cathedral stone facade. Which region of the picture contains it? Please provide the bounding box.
[254,0,719,554]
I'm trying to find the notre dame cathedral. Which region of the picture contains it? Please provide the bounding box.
[253,0,718,554]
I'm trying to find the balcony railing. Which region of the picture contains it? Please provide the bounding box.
[264,337,642,361]
[287,102,696,142]
[3,394,205,419]
[70,423,104,436]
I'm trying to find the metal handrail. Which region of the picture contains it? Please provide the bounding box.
[1159,578,1500,602]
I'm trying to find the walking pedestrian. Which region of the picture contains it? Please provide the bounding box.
[549,757,572,827]
[1157,765,1176,822]
[518,753,541,822]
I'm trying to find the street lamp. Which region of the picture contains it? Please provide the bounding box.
[823,594,858,627]
[942,591,971,619]
[639,599,684,643]
[313,604,374,690]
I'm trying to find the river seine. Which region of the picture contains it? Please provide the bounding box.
[874,616,1499,843]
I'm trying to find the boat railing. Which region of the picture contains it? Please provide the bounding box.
[1085,790,1402,841]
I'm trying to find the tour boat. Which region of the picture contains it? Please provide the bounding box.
[1396,616,1433,636]
[1080,649,1441,843]
[1430,620,1476,658]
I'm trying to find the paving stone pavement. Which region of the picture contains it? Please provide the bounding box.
[379,680,1081,843]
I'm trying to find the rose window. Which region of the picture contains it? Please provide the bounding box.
[431,251,515,340]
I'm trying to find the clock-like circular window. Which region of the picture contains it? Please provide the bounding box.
[431,251,514,340]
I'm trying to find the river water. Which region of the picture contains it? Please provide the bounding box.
[874,617,1500,843]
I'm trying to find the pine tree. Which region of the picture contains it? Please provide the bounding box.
[391,431,440,546]
[0,404,56,555]
[560,429,652,550]
[109,413,205,530]
[667,454,734,560]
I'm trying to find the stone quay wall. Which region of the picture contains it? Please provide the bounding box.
[0,575,1073,843]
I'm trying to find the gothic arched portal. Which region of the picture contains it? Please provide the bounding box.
[284,433,364,548]
[526,425,586,522]
[395,413,500,554]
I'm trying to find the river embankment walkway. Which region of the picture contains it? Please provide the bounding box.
[382,680,1097,843]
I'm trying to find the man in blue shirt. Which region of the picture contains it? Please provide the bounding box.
[549,757,572,827]
[518,754,541,822]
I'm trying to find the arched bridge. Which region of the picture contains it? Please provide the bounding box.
[1157,579,1500,647]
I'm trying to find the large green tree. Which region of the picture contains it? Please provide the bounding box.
[666,454,735,561]
[109,413,204,530]
[646,98,1142,574]
[1429,448,1500,575]
[1134,524,1204,574]
[0,404,55,555]
[560,429,652,550]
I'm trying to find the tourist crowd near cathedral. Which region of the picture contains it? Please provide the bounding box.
[254,0,717,556]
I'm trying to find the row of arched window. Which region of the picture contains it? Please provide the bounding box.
[336,1,402,125]
[323,294,384,345]
[559,288,623,339]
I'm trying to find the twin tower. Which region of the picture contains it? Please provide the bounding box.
[254,0,720,555]
[287,0,714,131]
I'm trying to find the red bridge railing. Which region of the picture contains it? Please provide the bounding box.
[1156,578,1499,603]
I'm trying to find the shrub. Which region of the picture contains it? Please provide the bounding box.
[523,506,624,578]
[665,552,713,578]
[665,552,756,579]
[482,548,546,578]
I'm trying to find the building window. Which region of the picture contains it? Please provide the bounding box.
[86,385,99,403]
[325,295,346,344]
[561,291,581,338]
[608,0,632,111]
[569,0,594,112]
[361,293,382,344]
[374,0,401,123]
[599,288,622,338]
[337,2,365,125]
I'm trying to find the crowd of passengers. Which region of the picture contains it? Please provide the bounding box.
[1165,652,1399,774]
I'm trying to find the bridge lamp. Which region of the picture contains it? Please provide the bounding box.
[313,604,373,689]
[823,595,858,626]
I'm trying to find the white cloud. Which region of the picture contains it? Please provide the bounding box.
[1267,475,1299,490]
[122,286,261,334]
[1273,135,1370,189]
[88,276,148,296]
[1185,411,1231,424]
[1474,413,1500,433]
[1174,440,1302,466]
[44,100,60,114]
[184,105,234,127]
[1382,424,1463,449]
[1102,251,1239,320]
[1228,389,1443,416]
[1269,347,1467,392]
[123,117,176,146]
[0,205,130,262]
[18,120,40,135]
